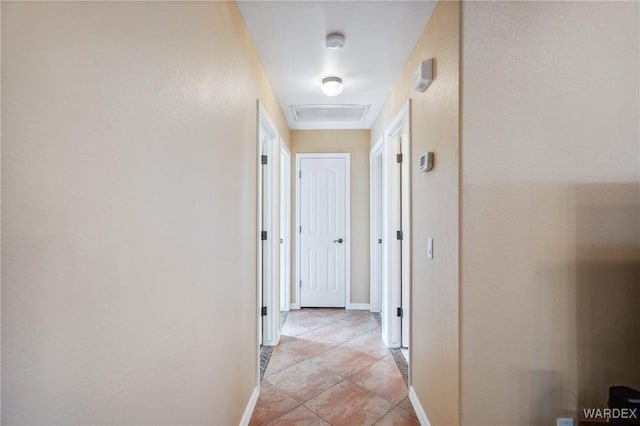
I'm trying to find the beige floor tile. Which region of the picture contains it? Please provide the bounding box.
[260,309,407,425]
[396,397,416,414]
[309,319,370,344]
[349,354,407,403]
[304,380,394,426]
[265,338,331,376]
[249,382,300,426]
[267,359,343,402]
[267,405,330,426]
[374,405,420,425]
[313,346,378,377]
[340,329,390,359]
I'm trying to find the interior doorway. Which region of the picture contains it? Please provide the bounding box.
[379,101,411,357]
[295,153,351,308]
[257,102,281,353]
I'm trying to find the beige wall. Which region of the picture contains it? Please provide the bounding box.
[1,2,288,424]
[461,2,640,425]
[290,130,370,305]
[371,2,460,424]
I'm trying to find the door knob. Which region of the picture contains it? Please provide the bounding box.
[333,238,344,244]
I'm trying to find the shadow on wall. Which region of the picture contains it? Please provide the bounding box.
[517,369,572,425]
[466,182,639,425]
[575,183,640,412]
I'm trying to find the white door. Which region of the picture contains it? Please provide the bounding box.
[279,143,291,312]
[381,102,411,351]
[298,155,349,307]
[258,103,280,348]
[400,134,411,348]
[382,135,402,347]
[370,143,383,313]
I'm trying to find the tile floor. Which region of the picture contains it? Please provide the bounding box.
[250,308,419,425]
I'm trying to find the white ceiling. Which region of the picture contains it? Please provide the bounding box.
[237,1,436,130]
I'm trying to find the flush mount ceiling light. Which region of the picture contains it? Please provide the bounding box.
[321,76,343,96]
[326,33,345,49]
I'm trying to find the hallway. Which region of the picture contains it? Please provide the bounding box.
[250,309,418,425]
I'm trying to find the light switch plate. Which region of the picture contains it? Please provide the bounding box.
[556,418,573,426]
[427,238,433,259]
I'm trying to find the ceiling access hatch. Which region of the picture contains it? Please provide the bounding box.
[291,104,370,122]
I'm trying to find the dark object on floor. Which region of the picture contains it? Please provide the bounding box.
[609,386,640,426]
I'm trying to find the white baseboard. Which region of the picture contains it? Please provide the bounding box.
[290,303,300,310]
[239,385,260,426]
[409,386,431,426]
[347,303,370,310]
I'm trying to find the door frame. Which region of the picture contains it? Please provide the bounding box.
[257,101,281,353]
[294,153,351,309]
[380,100,412,352]
[279,140,291,312]
[369,137,383,313]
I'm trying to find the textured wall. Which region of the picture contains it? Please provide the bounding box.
[461,2,640,424]
[1,2,287,424]
[371,2,460,424]
[290,130,371,305]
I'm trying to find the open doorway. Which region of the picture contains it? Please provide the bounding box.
[379,101,412,363]
[257,102,281,352]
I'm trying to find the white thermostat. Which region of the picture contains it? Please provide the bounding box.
[419,152,434,172]
[414,58,434,92]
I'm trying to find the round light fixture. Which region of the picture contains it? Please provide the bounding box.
[326,33,345,49]
[321,76,343,96]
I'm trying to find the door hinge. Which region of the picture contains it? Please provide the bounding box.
[396,230,403,240]
[299,225,302,233]
[261,306,267,316]
[261,155,268,165]
[397,307,403,317]
[299,280,302,288]
[261,231,267,241]
[396,153,403,163]
[299,170,302,178]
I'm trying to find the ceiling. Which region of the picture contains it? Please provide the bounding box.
[237,1,436,130]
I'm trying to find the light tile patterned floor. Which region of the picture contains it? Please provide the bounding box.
[249,309,419,425]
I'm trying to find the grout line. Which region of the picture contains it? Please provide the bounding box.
[300,379,348,424]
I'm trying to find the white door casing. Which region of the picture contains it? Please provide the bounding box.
[381,101,411,352]
[369,138,383,313]
[257,102,280,351]
[296,154,350,308]
[400,133,411,349]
